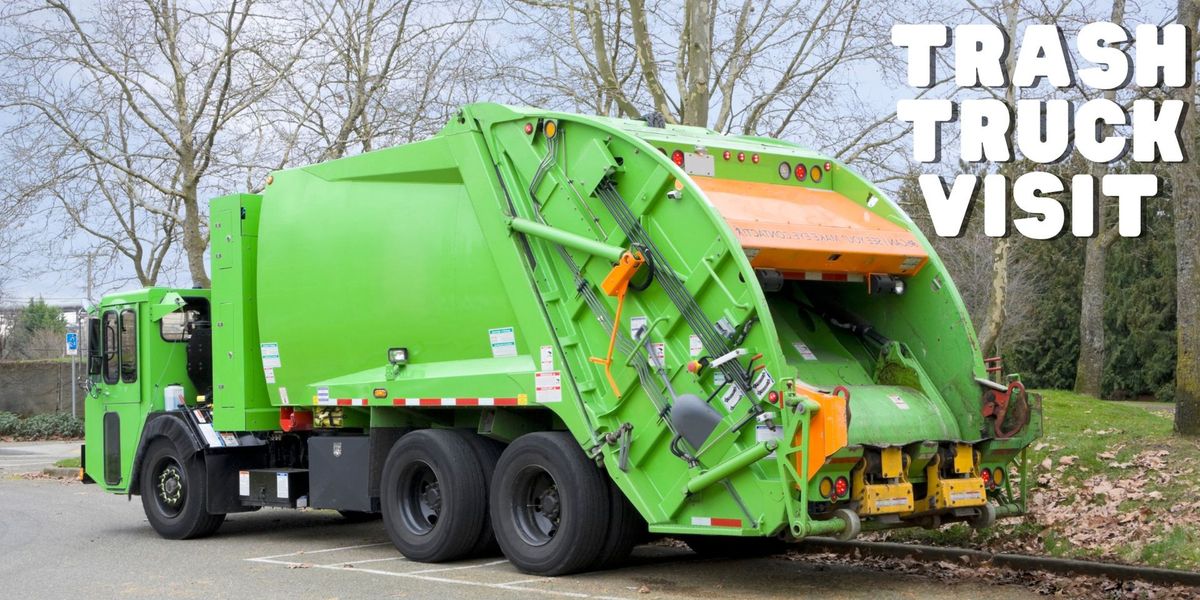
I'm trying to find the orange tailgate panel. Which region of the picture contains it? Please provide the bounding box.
[693,177,928,277]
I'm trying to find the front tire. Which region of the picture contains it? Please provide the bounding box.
[490,432,610,575]
[139,438,225,539]
[380,429,486,562]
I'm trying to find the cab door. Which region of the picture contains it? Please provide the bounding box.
[93,306,141,487]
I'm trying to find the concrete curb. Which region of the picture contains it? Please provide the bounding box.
[41,467,81,479]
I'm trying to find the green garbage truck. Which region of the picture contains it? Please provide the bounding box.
[80,102,1040,575]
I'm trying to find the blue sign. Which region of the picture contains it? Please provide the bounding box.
[65,332,78,355]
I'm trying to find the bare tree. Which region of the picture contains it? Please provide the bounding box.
[247,0,489,175]
[1174,0,1199,435]
[499,0,911,182]
[0,0,317,288]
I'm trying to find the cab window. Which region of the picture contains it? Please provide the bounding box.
[102,311,119,384]
[119,309,137,384]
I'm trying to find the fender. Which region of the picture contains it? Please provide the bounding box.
[128,410,268,514]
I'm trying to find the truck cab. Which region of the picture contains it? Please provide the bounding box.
[83,289,211,492]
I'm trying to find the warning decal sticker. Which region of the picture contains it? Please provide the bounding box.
[540,345,554,370]
[752,370,775,400]
[535,371,562,403]
[489,327,517,358]
[260,343,281,369]
[792,340,817,361]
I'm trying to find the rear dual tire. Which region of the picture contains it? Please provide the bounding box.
[380,429,487,562]
[490,432,640,575]
[379,429,642,575]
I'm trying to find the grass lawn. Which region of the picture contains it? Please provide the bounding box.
[53,458,81,468]
[875,390,1200,571]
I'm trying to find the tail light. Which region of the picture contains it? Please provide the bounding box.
[737,151,745,162]
[523,122,534,135]
[794,164,807,181]
[751,153,760,164]
[671,149,685,167]
[824,161,832,171]
[980,468,992,488]
[722,150,731,160]
[833,476,849,499]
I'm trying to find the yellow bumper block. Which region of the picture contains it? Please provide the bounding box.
[859,481,915,516]
[932,477,987,510]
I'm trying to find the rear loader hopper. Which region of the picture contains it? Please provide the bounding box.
[81,103,1041,575]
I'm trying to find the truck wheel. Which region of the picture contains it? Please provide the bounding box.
[454,432,504,557]
[139,438,225,539]
[590,475,644,570]
[490,432,609,575]
[380,429,486,562]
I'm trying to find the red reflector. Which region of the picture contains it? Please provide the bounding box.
[671,149,685,167]
[824,161,832,171]
[794,164,807,181]
[751,153,760,164]
[768,391,780,405]
[722,150,731,160]
[834,476,849,498]
[737,151,745,162]
[523,122,533,135]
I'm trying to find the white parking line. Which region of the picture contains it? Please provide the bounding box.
[321,556,406,567]
[245,546,630,599]
[0,461,57,468]
[407,559,509,574]
[250,541,392,561]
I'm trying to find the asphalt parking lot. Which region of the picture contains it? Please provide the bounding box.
[0,452,1044,600]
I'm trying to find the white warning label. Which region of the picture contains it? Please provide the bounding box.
[540,345,554,370]
[889,394,910,410]
[689,335,703,357]
[721,385,744,411]
[489,327,517,358]
[264,368,275,384]
[755,424,783,458]
[535,371,562,403]
[752,370,775,400]
[260,342,281,369]
[630,316,648,340]
[649,343,665,368]
[276,472,289,499]
[793,340,817,361]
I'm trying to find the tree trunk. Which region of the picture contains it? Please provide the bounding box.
[1074,0,1126,398]
[977,237,1009,357]
[1075,233,1107,396]
[180,182,211,289]
[1174,0,1200,435]
[681,0,710,126]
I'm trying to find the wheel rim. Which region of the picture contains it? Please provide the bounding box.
[398,461,441,535]
[512,465,561,547]
[153,456,185,518]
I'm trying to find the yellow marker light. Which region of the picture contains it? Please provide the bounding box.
[372,388,388,399]
[544,120,557,138]
[819,477,833,498]
[993,467,1005,486]
[810,166,824,183]
[266,174,274,185]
